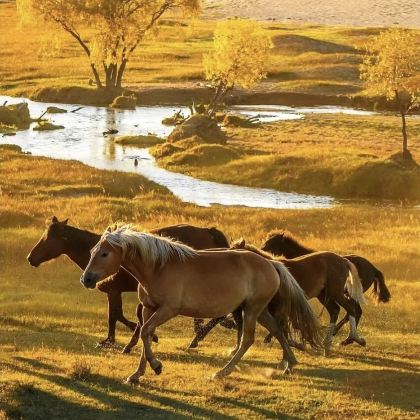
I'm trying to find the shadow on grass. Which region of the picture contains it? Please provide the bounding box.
[3,357,297,419]
[303,366,419,412]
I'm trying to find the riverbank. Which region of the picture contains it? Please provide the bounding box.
[3,2,419,109]
[0,143,419,419]
[153,113,420,201]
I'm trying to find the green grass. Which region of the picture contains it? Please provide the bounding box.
[153,113,420,200]
[0,144,419,418]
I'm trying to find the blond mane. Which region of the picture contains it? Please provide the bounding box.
[101,225,198,268]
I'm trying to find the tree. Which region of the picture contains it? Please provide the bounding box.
[17,0,200,90]
[203,19,271,116]
[360,28,420,159]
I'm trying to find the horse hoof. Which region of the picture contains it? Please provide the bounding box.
[263,336,273,344]
[126,376,140,384]
[356,337,366,347]
[151,361,163,375]
[187,341,198,350]
[121,346,132,354]
[220,319,236,330]
[96,338,115,348]
[152,334,159,343]
[323,348,332,357]
[340,338,354,346]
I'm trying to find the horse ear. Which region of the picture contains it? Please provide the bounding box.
[51,216,58,223]
[106,225,112,233]
[239,238,246,247]
[61,218,69,225]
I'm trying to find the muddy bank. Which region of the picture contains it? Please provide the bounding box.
[28,84,370,110]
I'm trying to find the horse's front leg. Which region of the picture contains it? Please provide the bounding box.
[140,306,177,375]
[126,306,154,383]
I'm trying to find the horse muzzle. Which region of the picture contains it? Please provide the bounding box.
[80,272,98,289]
[27,254,40,268]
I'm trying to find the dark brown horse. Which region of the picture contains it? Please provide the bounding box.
[261,230,390,344]
[27,217,233,347]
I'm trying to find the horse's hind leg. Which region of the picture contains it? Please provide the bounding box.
[336,297,366,347]
[122,303,157,354]
[333,312,349,336]
[258,308,297,374]
[322,298,340,356]
[188,317,226,349]
[213,306,257,379]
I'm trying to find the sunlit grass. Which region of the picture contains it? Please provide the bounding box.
[0,144,419,418]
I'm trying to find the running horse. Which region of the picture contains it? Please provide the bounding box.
[81,226,321,381]
[27,217,234,347]
[261,230,390,344]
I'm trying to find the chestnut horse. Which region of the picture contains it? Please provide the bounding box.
[27,217,233,347]
[81,226,321,381]
[262,230,390,344]
[230,240,367,355]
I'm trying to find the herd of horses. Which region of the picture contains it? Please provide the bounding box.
[27,217,391,383]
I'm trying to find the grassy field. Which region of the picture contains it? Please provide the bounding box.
[0,144,419,419]
[1,2,413,100]
[153,113,420,200]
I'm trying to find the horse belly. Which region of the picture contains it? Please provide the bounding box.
[179,273,247,318]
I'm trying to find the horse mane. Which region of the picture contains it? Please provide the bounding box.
[266,229,316,253]
[231,239,278,261]
[102,226,198,268]
[209,227,230,248]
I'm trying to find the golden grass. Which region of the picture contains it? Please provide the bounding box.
[2,3,418,98]
[0,145,419,418]
[154,113,420,200]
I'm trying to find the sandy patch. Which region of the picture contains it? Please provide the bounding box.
[204,0,420,27]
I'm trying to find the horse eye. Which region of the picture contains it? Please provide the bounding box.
[101,252,109,258]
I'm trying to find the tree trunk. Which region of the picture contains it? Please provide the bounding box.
[116,59,128,89]
[400,110,410,159]
[90,63,103,88]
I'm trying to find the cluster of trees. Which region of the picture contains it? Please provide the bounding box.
[17,1,420,158]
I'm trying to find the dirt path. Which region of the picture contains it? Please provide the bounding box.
[204,0,420,28]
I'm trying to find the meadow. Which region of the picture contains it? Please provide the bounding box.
[153,112,420,200]
[0,144,419,419]
[0,2,407,100]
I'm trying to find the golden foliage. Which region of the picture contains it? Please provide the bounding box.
[360,28,420,105]
[203,19,271,91]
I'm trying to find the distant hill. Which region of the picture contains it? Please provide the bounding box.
[203,0,420,28]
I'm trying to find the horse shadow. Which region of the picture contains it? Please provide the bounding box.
[303,366,420,412]
[4,357,297,419]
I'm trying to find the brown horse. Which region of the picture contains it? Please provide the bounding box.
[81,226,320,381]
[230,240,367,355]
[261,230,390,344]
[27,217,233,347]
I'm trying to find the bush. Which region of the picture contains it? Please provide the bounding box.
[114,135,164,146]
[110,95,137,109]
[168,144,240,166]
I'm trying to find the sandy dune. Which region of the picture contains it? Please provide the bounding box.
[204,0,420,27]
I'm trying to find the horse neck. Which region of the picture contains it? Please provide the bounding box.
[63,226,101,270]
[284,239,316,259]
[120,257,150,290]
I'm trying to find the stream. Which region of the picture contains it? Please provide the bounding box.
[1,95,376,209]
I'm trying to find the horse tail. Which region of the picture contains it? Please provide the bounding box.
[372,268,391,303]
[271,261,323,349]
[209,227,230,248]
[344,260,367,305]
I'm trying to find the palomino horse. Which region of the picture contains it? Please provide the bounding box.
[27,217,234,347]
[261,230,390,345]
[81,226,321,381]
[230,240,366,355]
